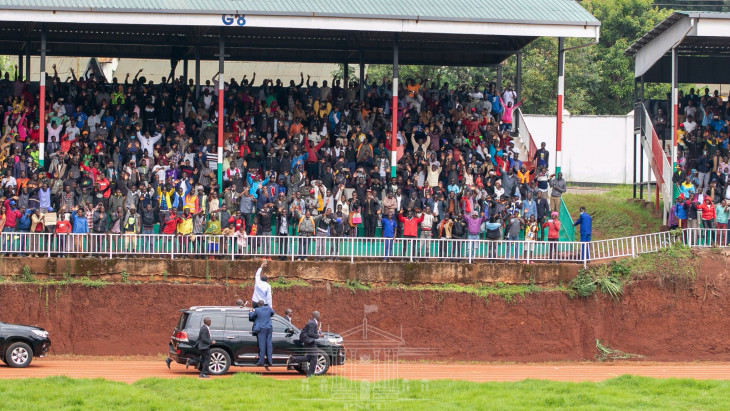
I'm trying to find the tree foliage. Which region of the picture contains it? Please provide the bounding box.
[353,0,672,116]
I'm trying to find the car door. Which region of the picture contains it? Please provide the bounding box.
[207,313,227,348]
[224,314,258,364]
[271,317,300,364]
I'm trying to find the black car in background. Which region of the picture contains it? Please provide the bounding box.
[0,321,51,368]
[168,306,345,376]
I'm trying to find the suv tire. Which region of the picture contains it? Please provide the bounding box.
[206,348,231,375]
[6,342,33,368]
[294,349,330,376]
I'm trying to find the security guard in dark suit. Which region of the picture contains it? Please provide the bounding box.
[195,317,215,378]
[290,311,322,377]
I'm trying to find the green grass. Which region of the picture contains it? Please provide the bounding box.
[0,374,728,410]
[387,282,548,303]
[570,241,696,300]
[562,185,662,240]
[0,277,110,288]
[270,276,312,289]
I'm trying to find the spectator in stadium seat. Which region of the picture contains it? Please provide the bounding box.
[548,172,567,215]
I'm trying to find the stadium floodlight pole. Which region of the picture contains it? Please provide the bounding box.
[217,36,225,193]
[39,28,47,167]
[391,33,399,178]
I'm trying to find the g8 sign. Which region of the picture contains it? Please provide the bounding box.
[222,14,246,26]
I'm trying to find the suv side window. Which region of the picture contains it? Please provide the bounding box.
[200,313,226,331]
[225,315,251,332]
[272,318,289,333]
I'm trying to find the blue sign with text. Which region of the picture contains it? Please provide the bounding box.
[222,14,246,26]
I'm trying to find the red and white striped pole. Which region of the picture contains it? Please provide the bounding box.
[555,37,564,175]
[39,29,47,167]
[217,36,225,193]
[391,34,399,178]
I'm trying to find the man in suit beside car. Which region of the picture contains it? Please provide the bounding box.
[195,317,215,378]
[289,311,322,377]
[249,299,275,370]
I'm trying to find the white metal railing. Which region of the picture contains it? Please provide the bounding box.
[0,229,720,266]
[514,108,537,163]
[639,103,672,223]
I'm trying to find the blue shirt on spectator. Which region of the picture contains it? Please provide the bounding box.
[573,212,592,235]
[71,212,89,233]
[381,217,397,238]
[18,210,32,231]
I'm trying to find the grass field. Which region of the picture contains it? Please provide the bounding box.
[1,373,728,410]
[562,185,663,240]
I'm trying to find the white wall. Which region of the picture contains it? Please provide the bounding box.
[524,113,652,184]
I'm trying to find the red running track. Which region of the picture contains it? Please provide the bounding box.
[1,357,730,383]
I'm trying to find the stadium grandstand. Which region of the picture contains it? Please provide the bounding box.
[0,0,602,262]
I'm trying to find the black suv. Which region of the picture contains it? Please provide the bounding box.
[0,321,51,368]
[168,306,345,376]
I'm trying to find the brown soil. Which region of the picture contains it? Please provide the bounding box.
[5,359,730,383]
[1,253,729,362]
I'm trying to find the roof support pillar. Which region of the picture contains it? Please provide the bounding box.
[359,52,365,102]
[183,58,189,84]
[671,46,678,171]
[17,54,23,81]
[555,37,564,174]
[344,63,349,83]
[516,52,522,100]
[217,36,225,193]
[640,76,645,200]
[633,77,638,200]
[496,65,502,92]
[39,28,47,168]
[391,33,399,179]
[25,40,31,81]
[194,46,201,101]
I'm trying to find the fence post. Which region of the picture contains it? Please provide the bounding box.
[631,236,636,258]
[231,237,235,261]
[526,241,530,264]
[291,237,295,262]
[350,237,355,264]
[171,235,175,260]
[46,233,51,258]
[108,234,112,259]
[468,240,472,264]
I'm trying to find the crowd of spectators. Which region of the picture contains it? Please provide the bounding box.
[0,62,572,257]
[665,88,730,237]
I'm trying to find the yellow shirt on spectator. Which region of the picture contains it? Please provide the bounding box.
[177,215,193,235]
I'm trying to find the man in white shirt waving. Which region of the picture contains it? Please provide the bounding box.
[251,260,272,308]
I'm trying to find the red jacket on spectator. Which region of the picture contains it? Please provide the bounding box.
[228,216,245,231]
[3,199,22,228]
[398,212,424,237]
[161,213,180,234]
[304,137,326,163]
[696,200,716,221]
[542,219,561,240]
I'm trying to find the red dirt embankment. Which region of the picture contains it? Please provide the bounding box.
[1,254,729,362]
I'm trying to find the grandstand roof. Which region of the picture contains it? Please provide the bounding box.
[0,0,600,26]
[0,0,599,66]
[626,11,730,83]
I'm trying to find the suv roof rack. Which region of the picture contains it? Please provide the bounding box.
[188,306,251,312]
